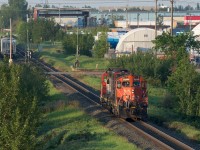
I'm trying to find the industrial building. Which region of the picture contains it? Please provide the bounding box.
[192,23,200,41]
[115,28,162,56]
[33,7,95,27]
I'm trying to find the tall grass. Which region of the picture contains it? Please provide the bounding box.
[37,81,138,149]
[148,86,200,142]
[36,43,109,72]
[38,43,200,143]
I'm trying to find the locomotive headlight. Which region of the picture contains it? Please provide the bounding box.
[132,89,134,93]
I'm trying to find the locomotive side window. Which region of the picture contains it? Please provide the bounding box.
[117,81,121,88]
[122,81,130,87]
[133,81,140,87]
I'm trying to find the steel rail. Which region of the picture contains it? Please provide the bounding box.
[17,48,194,150]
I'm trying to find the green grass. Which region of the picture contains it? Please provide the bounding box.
[147,86,200,142]
[36,43,109,72]
[37,81,138,150]
[78,75,101,91]
[37,42,200,143]
[47,81,68,102]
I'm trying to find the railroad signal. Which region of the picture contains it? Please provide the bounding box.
[78,49,80,55]
[27,50,32,63]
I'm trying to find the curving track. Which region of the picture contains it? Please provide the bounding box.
[17,49,198,150]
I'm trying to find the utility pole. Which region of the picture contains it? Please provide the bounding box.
[137,13,140,28]
[59,3,61,25]
[45,0,48,6]
[126,5,128,28]
[76,22,79,61]
[155,0,158,37]
[75,22,79,68]
[170,0,174,36]
[9,18,12,65]
[125,0,129,29]
[27,29,30,63]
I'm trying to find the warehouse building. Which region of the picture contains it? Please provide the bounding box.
[33,8,92,27]
[115,28,162,56]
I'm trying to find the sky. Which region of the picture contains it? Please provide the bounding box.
[0,0,199,8]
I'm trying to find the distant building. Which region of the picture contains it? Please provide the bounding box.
[115,28,162,56]
[192,23,200,41]
[114,20,171,30]
[33,8,90,27]
[184,16,200,26]
[160,5,168,9]
[107,32,127,49]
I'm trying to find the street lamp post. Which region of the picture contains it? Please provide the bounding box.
[74,20,80,68]
[76,22,79,61]
[155,0,158,37]
[27,29,30,63]
[9,18,12,65]
[59,3,61,24]
[170,0,174,36]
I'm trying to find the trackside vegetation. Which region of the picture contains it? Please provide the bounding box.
[1,0,200,147]
[37,81,138,150]
[36,39,200,143]
[109,32,200,118]
[108,32,200,142]
[37,42,109,71]
[0,62,49,149]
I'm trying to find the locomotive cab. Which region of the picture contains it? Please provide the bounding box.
[115,75,148,120]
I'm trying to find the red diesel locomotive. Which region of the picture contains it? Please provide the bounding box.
[100,68,148,120]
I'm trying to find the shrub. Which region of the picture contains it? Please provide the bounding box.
[162,92,177,109]
[0,63,49,149]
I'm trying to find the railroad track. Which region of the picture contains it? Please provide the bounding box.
[16,48,197,149]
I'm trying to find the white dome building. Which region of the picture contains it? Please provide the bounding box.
[115,28,162,55]
[192,23,200,41]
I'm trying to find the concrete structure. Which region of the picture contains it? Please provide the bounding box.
[163,16,184,23]
[33,8,90,27]
[115,28,162,55]
[114,20,176,29]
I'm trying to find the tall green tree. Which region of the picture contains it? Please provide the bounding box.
[16,19,61,45]
[152,32,200,71]
[93,32,109,58]
[16,20,27,44]
[62,32,94,56]
[109,51,172,85]
[63,34,76,55]
[0,4,12,28]
[0,63,49,149]
[79,33,94,56]
[8,0,28,20]
[153,32,200,57]
[0,0,28,28]
[167,57,200,116]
